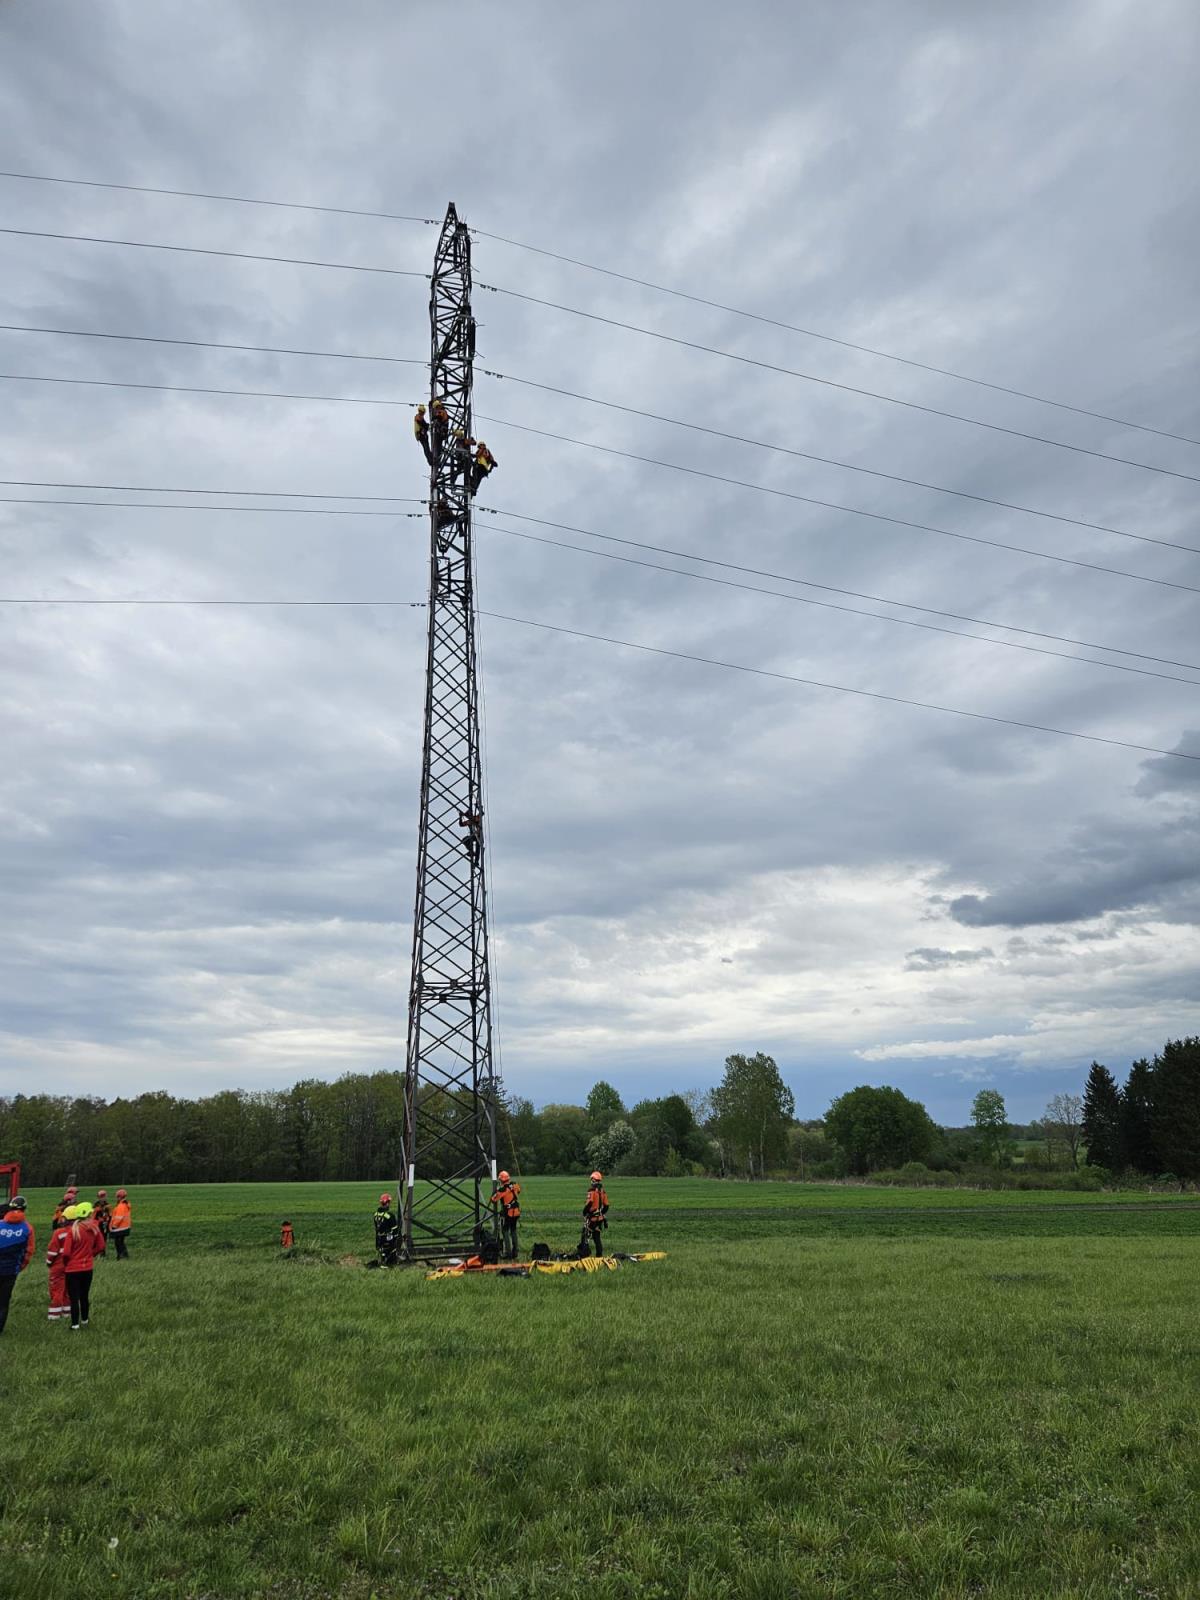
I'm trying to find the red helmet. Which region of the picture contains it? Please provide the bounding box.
[65,1187,78,1198]
[96,1190,108,1199]
[379,1193,391,1206]
[590,1171,603,1182]
[498,1171,511,1183]
[116,1188,128,1198]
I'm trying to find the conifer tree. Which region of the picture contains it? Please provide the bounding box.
[1081,1061,1123,1170]
[1119,1058,1159,1175]
[1149,1038,1200,1182]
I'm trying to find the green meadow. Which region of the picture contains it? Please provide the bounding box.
[5,1178,1200,1599]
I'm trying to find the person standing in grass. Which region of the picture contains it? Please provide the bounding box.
[50,1187,77,1232]
[490,1171,522,1261]
[92,1190,112,1243]
[582,1171,610,1257]
[373,1193,399,1266]
[109,1189,132,1259]
[47,1202,106,1330]
[0,1196,34,1335]
[280,1221,295,1250]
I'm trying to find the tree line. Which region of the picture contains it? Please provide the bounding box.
[2,1039,1196,1188]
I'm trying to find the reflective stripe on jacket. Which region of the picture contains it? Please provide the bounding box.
[109,1201,131,1233]
[492,1182,521,1220]
[583,1185,609,1221]
[46,1219,106,1272]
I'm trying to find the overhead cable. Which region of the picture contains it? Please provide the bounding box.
[0,168,436,224]
[477,417,1200,598]
[5,372,1196,583]
[1,497,417,517]
[3,481,1190,671]
[480,519,1200,688]
[470,228,1200,450]
[481,368,1200,557]
[0,225,426,279]
[478,611,1200,764]
[481,504,1200,674]
[3,167,1191,448]
[0,323,424,366]
[0,324,1182,554]
[478,282,1200,486]
[0,476,419,503]
[0,596,425,606]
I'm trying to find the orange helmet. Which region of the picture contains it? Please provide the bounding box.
[116,1188,128,1198]
[590,1171,603,1182]
[379,1193,391,1207]
[498,1171,511,1183]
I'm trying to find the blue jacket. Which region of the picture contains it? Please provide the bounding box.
[0,1218,32,1276]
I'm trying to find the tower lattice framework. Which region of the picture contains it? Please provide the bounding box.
[400,203,499,1260]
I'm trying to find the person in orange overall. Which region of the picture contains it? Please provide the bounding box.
[109,1189,132,1259]
[582,1171,609,1257]
[47,1191,76,1320]
[280,1221,295,1250]
[46,1202,106,1329]
[489,1171,522,1261]
[92,1190,112,1242]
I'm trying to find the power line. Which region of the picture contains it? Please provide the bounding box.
[4,590,1190,759]
[1,497,417,517]
[0,476,417,503]
[480,370,1200,559]
[0,226,427,280]
[3,168,1191,450]
[6,216,1195,485]
[469,231,1200,452]
[478,282,1200,487]
[0,323,424,366]
[480,520,1200,688]
[4,482,1191,672]
[482,504,1200,674]
[6,371,1196,585]
[1,324,1181,555]
[478,417,1200,598]
[0,169,436,225]
[478,611,1200,764]
[0,597,425,606]
[1,370,414,408]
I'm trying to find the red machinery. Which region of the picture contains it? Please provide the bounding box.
[1,1163,20,1203]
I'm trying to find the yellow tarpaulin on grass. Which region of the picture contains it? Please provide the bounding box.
[426,1252,666,1281]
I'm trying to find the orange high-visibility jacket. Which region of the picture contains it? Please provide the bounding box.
[583,1185,609,1220]
[491,1181,521,1220]
[110,1200,132,1234]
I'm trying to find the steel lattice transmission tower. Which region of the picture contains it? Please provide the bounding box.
[400,203,499,1260]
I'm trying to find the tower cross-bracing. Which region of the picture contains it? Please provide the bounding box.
[400,203,499,1260]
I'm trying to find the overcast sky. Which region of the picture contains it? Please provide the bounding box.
[2,0,1198,1123]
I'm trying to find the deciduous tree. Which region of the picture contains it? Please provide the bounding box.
[710,1052,795,1178]
[825,1085,937,1175]
[970,1089,1009,1166]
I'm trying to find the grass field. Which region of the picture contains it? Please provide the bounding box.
[6,1178,1200,1599]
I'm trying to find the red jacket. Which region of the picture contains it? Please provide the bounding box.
[46,1219,106,1272]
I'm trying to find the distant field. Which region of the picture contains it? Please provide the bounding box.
[7,1179,1200,1598]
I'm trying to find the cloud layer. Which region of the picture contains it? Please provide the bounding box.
[2,0,1198,1122]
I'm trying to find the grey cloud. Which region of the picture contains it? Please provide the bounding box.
[905,946,994,970]
[1,0,1198,1121]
